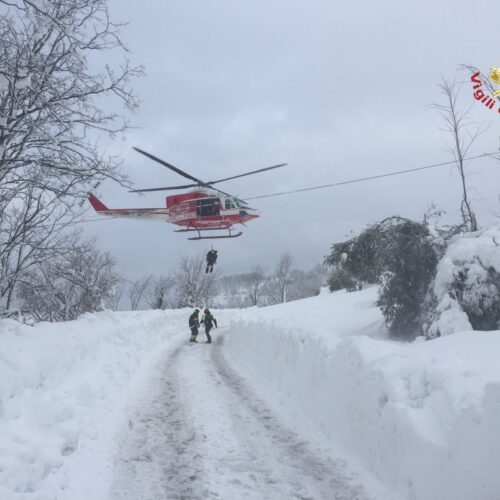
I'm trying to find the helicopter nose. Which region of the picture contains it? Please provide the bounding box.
[240,210,259,221]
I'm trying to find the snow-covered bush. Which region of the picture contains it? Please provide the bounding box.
[424,225,500,338]
[326,217,439,339]
[376,219,438,339]
[289,265,326,299]
[327,267,358,292]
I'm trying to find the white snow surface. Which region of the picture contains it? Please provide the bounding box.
[1,288,499,499]
[0,309,188,499]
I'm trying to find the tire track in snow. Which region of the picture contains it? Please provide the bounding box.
[210,334,372,500]
[197,335,369,500]
[110,343,207,500]
[111,332,374,499]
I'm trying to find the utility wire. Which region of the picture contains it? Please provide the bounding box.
[74,216,117,224]
[244,151,499,201]
[64,150,499,225]
[36,216,117,229]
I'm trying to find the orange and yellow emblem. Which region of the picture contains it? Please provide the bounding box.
[489,67,500,96]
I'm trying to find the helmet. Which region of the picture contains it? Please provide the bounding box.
[194,308,199,313]
[204,307,209,313]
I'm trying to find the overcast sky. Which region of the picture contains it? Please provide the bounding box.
[83,0,500,279]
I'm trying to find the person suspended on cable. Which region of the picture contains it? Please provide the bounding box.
[189,308,200,343]
[206,249,218,273]
[200,307,217,344]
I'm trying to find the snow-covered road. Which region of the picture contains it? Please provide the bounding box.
[3,290,500,499]
[111,329,372,500]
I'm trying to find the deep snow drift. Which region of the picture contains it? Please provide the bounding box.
[0,309,189,499]
[1,288,499,499]
[224,289,500,500]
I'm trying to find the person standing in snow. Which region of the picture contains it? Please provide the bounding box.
[206,249,218,273]
[200,307,217,344]
[189,308,200,343]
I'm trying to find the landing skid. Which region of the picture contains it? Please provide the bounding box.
[174,227,230,233]
[175,225,242,240]
[187,231,243,240]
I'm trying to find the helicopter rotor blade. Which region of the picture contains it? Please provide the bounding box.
[133,147,204,184]
[207,163,287,186]
[129,183,198,193]
[131,146,283,209]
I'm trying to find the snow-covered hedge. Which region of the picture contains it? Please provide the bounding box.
[425,225,500,338]
[0,310,186,499]
[224,312,500,500]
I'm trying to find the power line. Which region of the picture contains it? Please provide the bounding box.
[73,216,116,224]
[244,151,499,201]
[37,216,117,229]
[60,150,499,226]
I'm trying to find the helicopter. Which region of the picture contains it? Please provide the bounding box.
[88,147,287,240]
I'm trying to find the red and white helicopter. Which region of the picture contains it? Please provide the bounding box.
[88,147,286,240]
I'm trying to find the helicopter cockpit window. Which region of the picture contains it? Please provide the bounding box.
[225,199,237,210]
[196,198,220,217]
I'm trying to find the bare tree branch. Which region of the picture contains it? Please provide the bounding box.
[18,232,121,321]
[175,254,219,308]
[245,265,267,306]
[265,253,294,305]
[128,275,153,311]
[147,275,175,309]
[432,78,486,231]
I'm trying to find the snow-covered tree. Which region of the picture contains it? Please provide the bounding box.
[106,281,124,311]
[326,217,439,339]
[19,233,120,321]
[325,226,383,284]
[265,253,294,305]
[216,263,324,308]
[128,275,153,311]
[0,0,141,314]
[174,254,219,307]
[245,265,267,306]
[0,188,79,311]
[0,0,140,196]
[376,219,438,339]
[147,275,175,310]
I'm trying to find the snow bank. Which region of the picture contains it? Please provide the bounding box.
[224,289,500,500]
[0,309,187,500]
[232,286,387,339]
[4,286,499,500]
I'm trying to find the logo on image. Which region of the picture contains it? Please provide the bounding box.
[471,67,500,114]
[489,67,500,97]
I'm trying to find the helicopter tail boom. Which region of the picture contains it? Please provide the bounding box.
[88,193,108,212]
[87,193,171,221]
